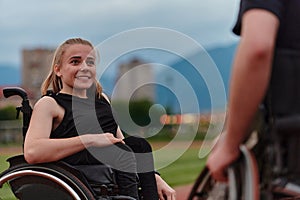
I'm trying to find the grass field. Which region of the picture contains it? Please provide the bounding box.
[0,141,207,199]
[152,141,207,186]
[0,155,16,200]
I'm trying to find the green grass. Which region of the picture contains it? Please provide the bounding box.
[153,146,206,187]
[0,155,10,172]
[0,155,16,200]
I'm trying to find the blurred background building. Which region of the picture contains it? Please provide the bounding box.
[113,58,155,101]
[22,48,54,100]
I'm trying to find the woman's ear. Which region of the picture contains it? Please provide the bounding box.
[54,64,61,77]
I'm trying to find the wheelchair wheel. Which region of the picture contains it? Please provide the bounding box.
[0,155,96,200]
[188,166,228,200]
[188,145,259,200]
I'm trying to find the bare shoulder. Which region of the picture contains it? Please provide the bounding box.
[33,96,59,116]
[34,96,57,107]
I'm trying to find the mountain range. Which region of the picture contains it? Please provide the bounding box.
[0,64,21,85]
[156,42,237,113]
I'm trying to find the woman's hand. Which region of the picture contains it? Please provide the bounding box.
[155,174,176,200]
[82,133,125,148]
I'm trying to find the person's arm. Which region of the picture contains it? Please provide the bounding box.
[155,174,176,200]
[24,96,123,164]
[116,126,125,139]
[207,9,279,182]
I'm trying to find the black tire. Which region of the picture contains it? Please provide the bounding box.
[0,155,96,200]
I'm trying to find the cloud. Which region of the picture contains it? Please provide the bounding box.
[0,0,239,67]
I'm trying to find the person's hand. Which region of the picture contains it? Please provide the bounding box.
[155,174,176,200]
[82,133,125,147]
[206,133,240,182]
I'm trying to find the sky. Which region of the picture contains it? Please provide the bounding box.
[0,0,240,69]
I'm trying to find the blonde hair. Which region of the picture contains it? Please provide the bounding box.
[41,38,102,97]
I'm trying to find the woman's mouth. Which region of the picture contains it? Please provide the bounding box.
[76,75,91,80]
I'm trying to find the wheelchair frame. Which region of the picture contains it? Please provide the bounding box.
[0,87,136,200]
[188,108,300,200]
[187,145,259,200]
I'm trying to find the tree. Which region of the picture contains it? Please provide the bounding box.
[0,105,17,120]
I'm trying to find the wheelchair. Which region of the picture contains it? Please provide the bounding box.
[0,87,136,200]
[188,108,300,200]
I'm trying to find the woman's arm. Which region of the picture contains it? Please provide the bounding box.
[24,96,123,164]
[116,126,125,139]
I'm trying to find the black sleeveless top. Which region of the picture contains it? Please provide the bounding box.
[50,92,118,138]
[47,92,119,164]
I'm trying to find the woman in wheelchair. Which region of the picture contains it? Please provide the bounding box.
[23,38,175,200]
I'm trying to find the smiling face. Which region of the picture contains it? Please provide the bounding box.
[55,44,96,97]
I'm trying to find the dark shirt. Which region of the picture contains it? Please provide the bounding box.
[233,0,300,116]
[47,92,119,164]
[50,93,118,138]
[233,0,300,50]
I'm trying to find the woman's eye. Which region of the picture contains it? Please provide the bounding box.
[70,60,80,65]
[86,59,95,66]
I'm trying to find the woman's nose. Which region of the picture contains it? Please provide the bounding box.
[79,62,88,71]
